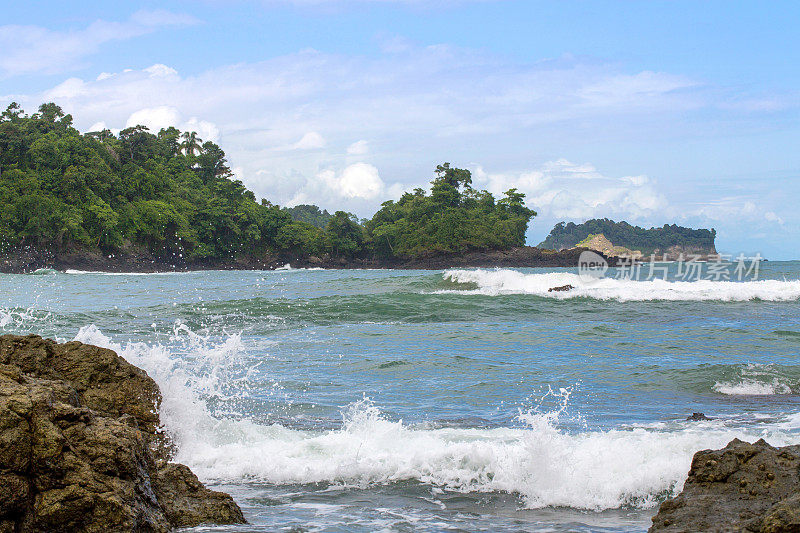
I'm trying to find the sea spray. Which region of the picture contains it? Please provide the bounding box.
[71,325,797,511]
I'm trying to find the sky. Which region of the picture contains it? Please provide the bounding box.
[1,1,799,258]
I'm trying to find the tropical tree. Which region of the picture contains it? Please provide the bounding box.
[180,131,203,156]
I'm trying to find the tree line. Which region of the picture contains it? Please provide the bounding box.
[0,103,536,262]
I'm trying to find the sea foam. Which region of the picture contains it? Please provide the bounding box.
[72,326,795,511]
[713,364,796,396]
[442,269,800,302]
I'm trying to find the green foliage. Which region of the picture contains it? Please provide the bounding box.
[326,211,364,258]
[538,218,716,255]
[365,163,536,258]
[0,104,537,261]
[0,102,315,259]
[283,204,334,228]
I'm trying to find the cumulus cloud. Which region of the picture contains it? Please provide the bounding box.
[12,45,713,212]
[473,159,668,221]
[125,106,181,131]
[292,132,326,150]
[123,106,220,142]
[320,163,385,199]
[0,11,198,78]
[9,37,788,232]
[347,140,369,155]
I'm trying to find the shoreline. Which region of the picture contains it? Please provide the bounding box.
[0,246,623,274]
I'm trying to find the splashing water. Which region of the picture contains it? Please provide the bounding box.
[70,326,796,512]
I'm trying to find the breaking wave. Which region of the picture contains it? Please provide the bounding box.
[71,326,795,511]
[713,364,797,395]
[442,269,800,302]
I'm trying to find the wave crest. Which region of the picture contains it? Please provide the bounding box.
[442,269,800,302]
[70,326,794,511]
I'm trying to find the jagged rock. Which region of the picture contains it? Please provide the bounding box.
[548,284,575,292]
[649,438,800,532]
[0,334,245,532]
[686,412,712,421]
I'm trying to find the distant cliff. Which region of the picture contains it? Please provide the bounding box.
[539,219,717,258]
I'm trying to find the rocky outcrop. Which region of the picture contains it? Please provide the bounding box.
[649,438,800,532]
[574,233,642,259]
[0,334,244,532]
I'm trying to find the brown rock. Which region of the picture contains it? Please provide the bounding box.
[0,334,245,532]
[650,438,800,532]
[548,284,574,292]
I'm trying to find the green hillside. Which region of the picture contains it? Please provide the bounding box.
[0,103,536,262]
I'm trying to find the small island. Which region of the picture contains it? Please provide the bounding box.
[539,219,717,260]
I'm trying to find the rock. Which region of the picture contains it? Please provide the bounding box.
[649,438,800,532]
[0,334,245,532]
[548,284,575,292]
[686,412,712,421]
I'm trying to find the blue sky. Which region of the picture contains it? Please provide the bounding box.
[2,0,799,257]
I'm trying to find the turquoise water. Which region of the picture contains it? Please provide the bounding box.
[2,263,800,531]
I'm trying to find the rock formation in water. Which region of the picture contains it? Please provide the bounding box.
[649,438,800,532]
[548,284,575,292]
[0,334,245,532]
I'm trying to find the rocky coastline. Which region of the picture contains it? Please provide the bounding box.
[0,245,623,274]
[0,334,244,532]
[649,438,800,532]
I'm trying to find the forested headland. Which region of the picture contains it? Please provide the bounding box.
[0,103,536,270]
[538,219,717,255]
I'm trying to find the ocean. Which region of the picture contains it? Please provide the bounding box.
[2,262,800,532]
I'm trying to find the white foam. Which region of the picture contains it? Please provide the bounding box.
[713,364,796,395]
[0,307,48,330]
[64,269,183,275]
[274,264,325,272]
[70,326,797,511]
[441,269,800,302]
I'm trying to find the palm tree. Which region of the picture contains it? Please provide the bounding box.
[180,131,203,156]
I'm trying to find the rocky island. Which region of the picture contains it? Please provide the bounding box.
[0,334,244,532]
[539,219,718,261]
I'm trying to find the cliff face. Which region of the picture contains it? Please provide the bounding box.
[0,334,245,532]
[650,438,800,532]
[659,243,719,259]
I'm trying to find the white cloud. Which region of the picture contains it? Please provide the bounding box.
[293,131,326,150]
[15,47,713,212]
[473,160,668,221]
[765,211,784,224]
[182,117,220,143]
[578,71,698,108]
[143,64,179,78]
[126,106,181,131]
[347,140,369,155]
[122,106,220,141]
[10,38,788,227]
[0,10,198,78]
[320,163,385,199]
